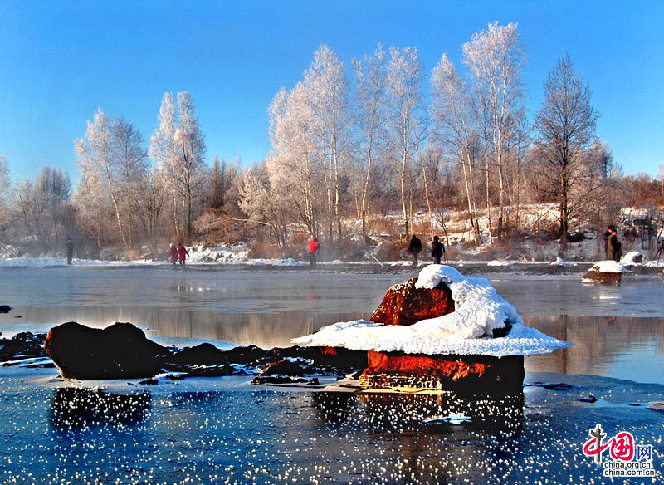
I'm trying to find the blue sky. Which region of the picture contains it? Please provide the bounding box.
[1,0,663,183]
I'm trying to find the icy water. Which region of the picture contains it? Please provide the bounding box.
[1,266,663,483]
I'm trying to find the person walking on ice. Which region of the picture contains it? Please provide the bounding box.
[431,235,445,265]
[65,238,74,265]
[308,237,320,267]
[407,234,422,267]
[168,243,178,266]
[176,243,189,267]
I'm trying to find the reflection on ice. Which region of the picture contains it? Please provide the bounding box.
[312,391,525,439]
[50,388,151,431]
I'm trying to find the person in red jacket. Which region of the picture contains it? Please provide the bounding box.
[176,243,189,266]
[168,243,177,266]
[308,237,320,267]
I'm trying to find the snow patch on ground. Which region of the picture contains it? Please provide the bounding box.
[487,260,513,267]
[292,264,570,356]
[549,257,576,267]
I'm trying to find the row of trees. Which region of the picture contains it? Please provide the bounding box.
[0,92,243,256]
[1,22,662,258]
[240,23,618,249]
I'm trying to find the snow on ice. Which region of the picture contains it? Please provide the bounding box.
[292,264,570,356]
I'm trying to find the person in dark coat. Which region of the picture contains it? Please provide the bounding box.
[431,236,445,265]
[65,238,73,265]
[308,237,320,267]
[176,243,189,266]
[607,225,621,262]
[407,234,422,267]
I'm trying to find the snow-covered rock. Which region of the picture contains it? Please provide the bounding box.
[620,251,643,266]
[292,264,570,357]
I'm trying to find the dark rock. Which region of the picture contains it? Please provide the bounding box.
[45,321,171,379]
[578,394,597,403]
[26,362,56,369]
[167,343,270,366]
[370,277,455,326]
[0,332,47,361]
[0,305,11,313]
[542,382,573,390]
[270,345,368,372]
[261,360,306,377]
[167,343,228,365]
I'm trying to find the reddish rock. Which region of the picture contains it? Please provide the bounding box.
[360,350,524,393]
[370,277,455,326]
[583,271,622,283]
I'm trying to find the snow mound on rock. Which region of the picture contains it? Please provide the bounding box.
[589,260,631,273]
[620,251,642,266]
[292,264,570,356]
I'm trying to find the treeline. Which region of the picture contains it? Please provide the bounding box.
[1,22,663,259]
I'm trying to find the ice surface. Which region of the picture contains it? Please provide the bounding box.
[292,265,570,356]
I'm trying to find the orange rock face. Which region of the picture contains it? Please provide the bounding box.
[360,350,524,393]
[370,277,455,326]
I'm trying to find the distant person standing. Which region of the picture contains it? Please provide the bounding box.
[168,243,178,266]
[407,234,422,267]
[431,236,445,265]
[65,238,73,265]
[176,243,189,266]
[607,225,622,262]
[308,237,320,267]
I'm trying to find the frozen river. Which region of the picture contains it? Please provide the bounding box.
[2,265,664,384]
[1,265,663,484]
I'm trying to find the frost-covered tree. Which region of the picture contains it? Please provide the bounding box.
[239,163,289,246]
[463,22,526,239]
[0,156,11,234]
[352,44,388,242]
[150,91,206,244]
[0,156,9,206]
[267,83,324,237]
[430,53,482,244]
[385,46,425,237]
[304,45,351,240]
[15,167,73,251]
[76,109,149,249]
[532,54,599,243]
